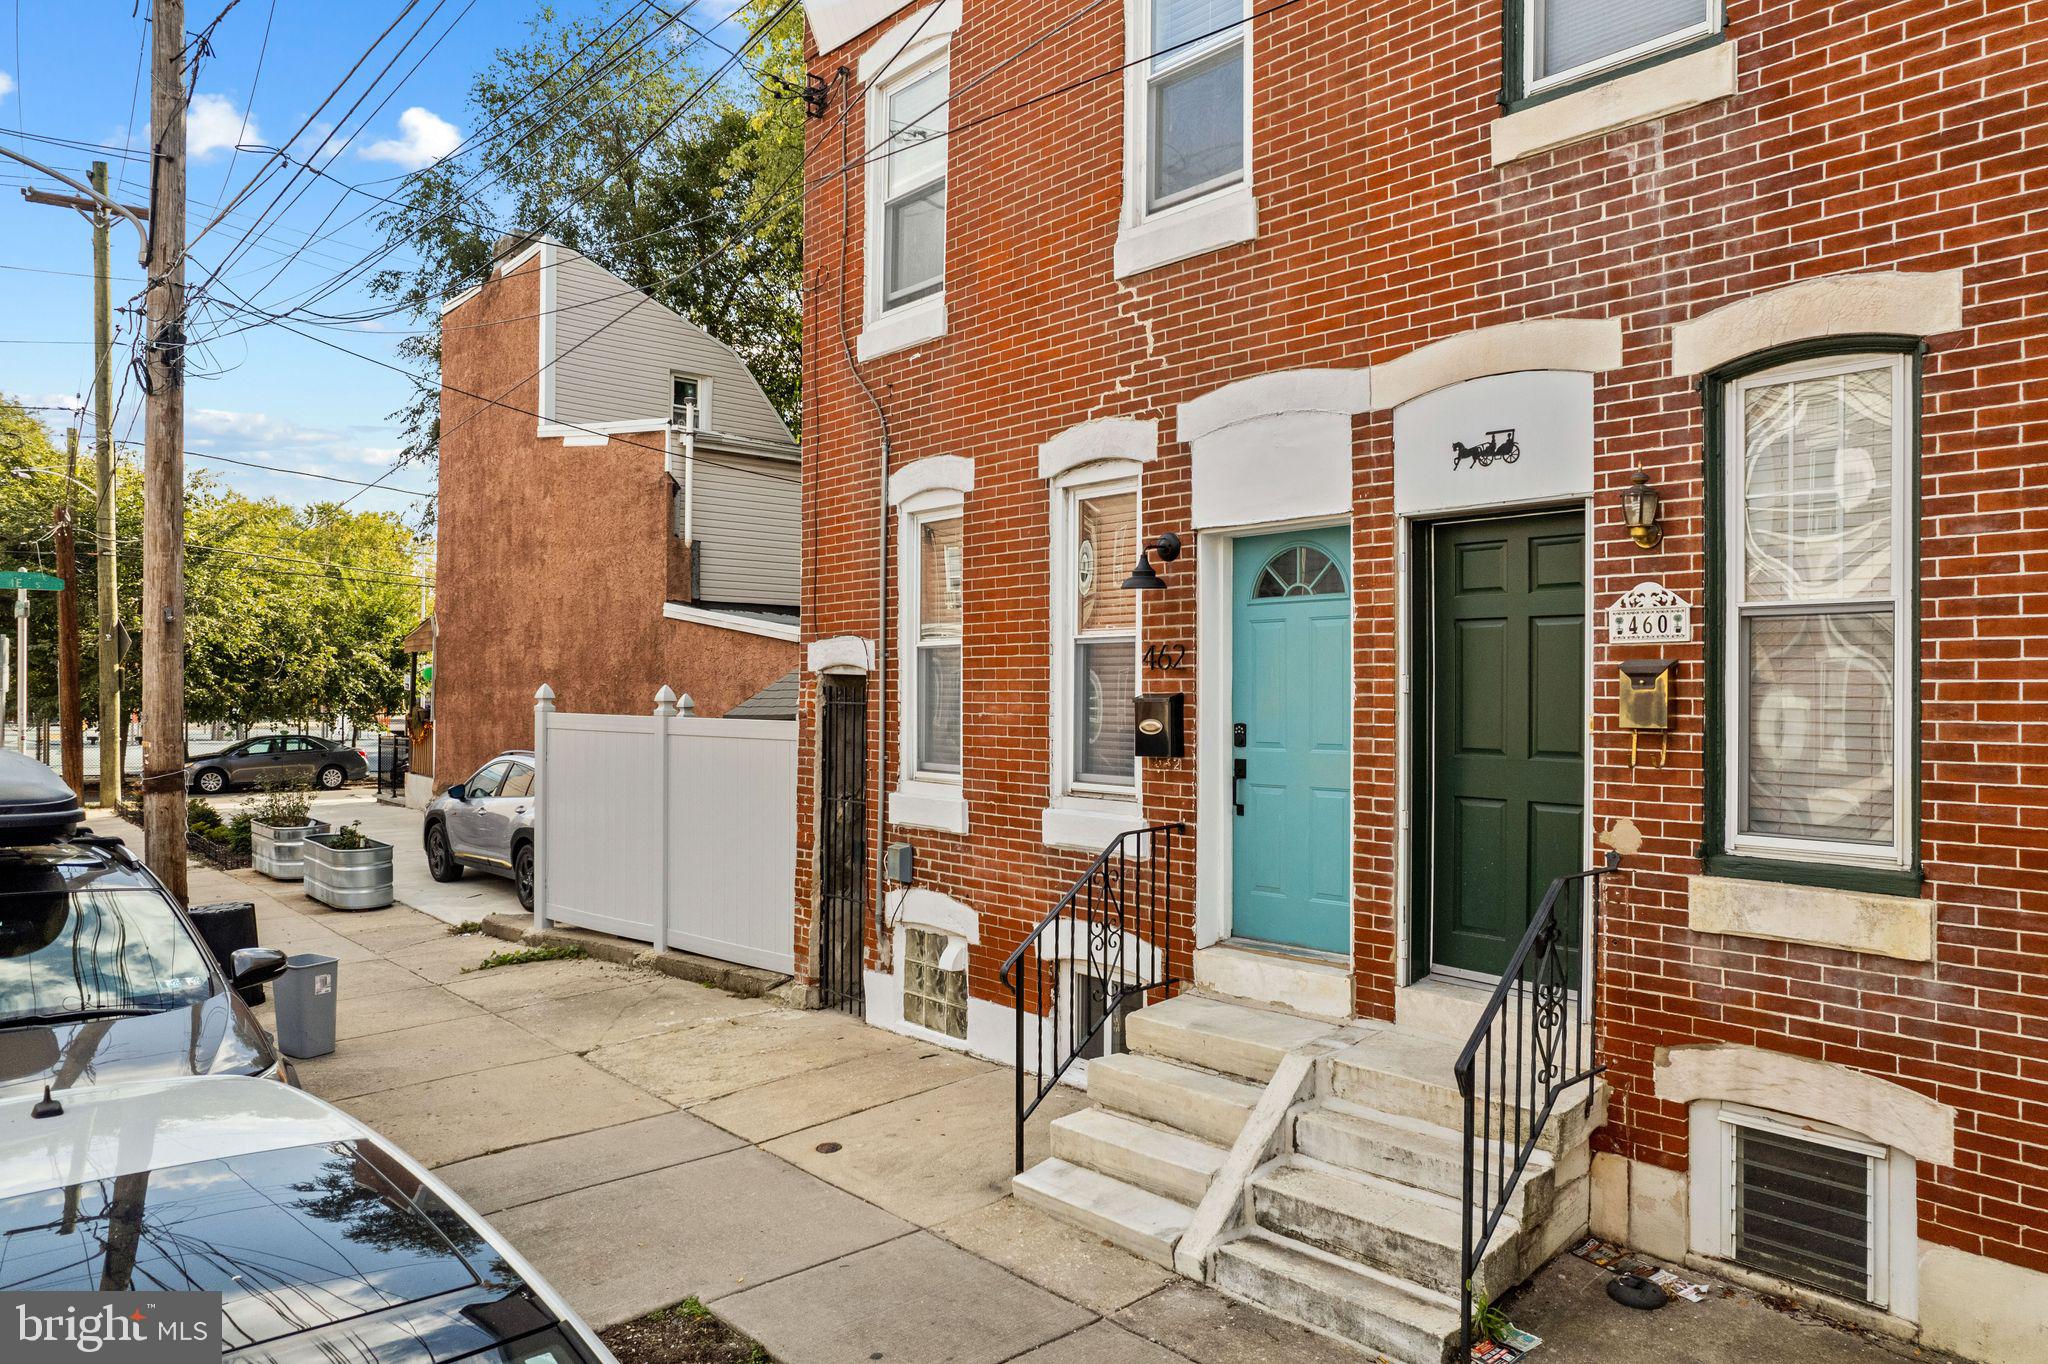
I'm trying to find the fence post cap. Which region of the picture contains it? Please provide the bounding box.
[678,692,697,716]
[654,685,679,718]
[534,684,555,703]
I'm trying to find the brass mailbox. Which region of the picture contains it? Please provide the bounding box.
[1617,660,1676,767]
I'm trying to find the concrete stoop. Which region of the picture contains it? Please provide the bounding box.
[1013,989,1603,1363]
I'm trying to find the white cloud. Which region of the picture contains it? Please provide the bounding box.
[0,71,16,100]
[358,107,460,171]
[185,409,414,503]
[187,92,260,160]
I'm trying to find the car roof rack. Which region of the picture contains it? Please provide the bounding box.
[0,749,87,841]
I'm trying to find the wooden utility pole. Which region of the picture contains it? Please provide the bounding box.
[91,161,121,808]
[57,432,83,802]
[20,163,140,807]
[142,0,189,900]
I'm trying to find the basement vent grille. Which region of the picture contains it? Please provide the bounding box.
[1731,1122,1876,1303]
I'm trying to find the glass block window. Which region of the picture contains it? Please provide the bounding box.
[1724,354,1911,868]
[1071,491,1137,790]
[1145,0,1246,211]
[1252,545,1345,599]
[1731,1122,1877,1304]
[902,927,967,1038]
[1524,0,1717,92]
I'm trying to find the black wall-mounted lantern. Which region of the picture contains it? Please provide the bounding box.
[1621,471,1663,549]
[1122,532,1182,591]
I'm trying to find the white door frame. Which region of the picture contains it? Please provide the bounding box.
[1194,514,1356,958]
[1394,496,1599,988]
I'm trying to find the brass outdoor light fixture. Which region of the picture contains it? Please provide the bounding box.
[1121,532,1182,591]
[1620,471,1663,549]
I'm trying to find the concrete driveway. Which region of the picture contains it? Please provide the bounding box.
[207,787,523,925]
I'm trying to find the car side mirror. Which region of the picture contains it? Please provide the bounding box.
[446,783,466,802]
[231,947,289,990]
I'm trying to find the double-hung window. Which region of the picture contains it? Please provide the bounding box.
[1720,351,1914,875]
[1512,0,1720,102]
[879,63,947,311]
[1141,0,1246,212]
[1063,487,1139,794]
[910,513,964,776]
[671,376,702,429]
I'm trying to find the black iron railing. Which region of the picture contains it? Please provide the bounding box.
[1001,823,1184,1173]
[1456,852,1618,1355]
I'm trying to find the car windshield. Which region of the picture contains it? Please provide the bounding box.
[0,1140,529,1353]
[0,886,215,1025]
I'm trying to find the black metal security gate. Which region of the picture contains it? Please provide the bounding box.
[816,675,867,1015]
[376,732,411,798]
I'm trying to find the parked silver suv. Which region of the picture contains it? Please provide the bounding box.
[423,750,537,910]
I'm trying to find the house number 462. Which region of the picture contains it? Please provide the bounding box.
[1144,644,1187,670]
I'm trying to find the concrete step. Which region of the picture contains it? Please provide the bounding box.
[1193,943,1352,1021]
[1088,1052,1264,1148]
[1013,1158,1191,1267]
[1210,1232,1459,1364]
[1123,992,1338,1084]
[1050,1107,1227,1205]
[1293,1099,1559,1224]
[1249,1161,1523,1302]
[1325,1028,1607,1156]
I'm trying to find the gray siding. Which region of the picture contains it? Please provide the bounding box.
[691,452,800,607]
[550,249,795,452]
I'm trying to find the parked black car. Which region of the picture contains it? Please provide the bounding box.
[187,733,371,793]
[0,749,293,1099]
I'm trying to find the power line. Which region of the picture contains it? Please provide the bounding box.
[213,0,736,333]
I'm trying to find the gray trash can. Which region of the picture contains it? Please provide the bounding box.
[273,953,340,1059]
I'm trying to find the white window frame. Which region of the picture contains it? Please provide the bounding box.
[1721,351,1914,873]
[859,10,955,361]
[893,483,968,833]
[1704,1102,1913,1313]
[670,374,706,429]
[1115,0,1257,279]
[1521,0,1722,99]
[1049,465,1143,818]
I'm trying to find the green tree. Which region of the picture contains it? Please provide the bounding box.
[0,396,427,736]
[371,0,806,477]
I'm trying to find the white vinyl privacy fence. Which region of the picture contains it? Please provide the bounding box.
[532,684,797,974]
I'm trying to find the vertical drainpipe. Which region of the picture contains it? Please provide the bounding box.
[833,66,896,975]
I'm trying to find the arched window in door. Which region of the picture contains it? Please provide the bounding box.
[1251,544,1346,599]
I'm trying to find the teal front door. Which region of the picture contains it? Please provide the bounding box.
[1426,510,1586,978]
[1230,526,1351,954]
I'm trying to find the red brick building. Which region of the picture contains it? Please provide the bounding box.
[793,1,2046,1356]
[434,237,801,800]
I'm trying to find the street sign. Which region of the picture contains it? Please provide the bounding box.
[0,571,64,592]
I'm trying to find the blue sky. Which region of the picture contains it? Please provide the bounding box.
[0,0,751,521]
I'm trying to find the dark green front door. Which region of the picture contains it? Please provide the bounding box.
[1427,510,1586,978]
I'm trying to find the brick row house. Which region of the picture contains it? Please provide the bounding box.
[434,235,802,820]
[791,0,2046,1359]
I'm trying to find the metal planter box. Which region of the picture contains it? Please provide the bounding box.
[302,833,395,911]
[251,819,328,881]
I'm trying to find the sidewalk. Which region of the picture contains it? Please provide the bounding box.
[107,814,1952,1364]
[206,786,521,924]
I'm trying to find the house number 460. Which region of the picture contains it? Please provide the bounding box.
[1144,644,1187,670]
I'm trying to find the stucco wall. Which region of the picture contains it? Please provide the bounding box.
[436,256,796,791]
